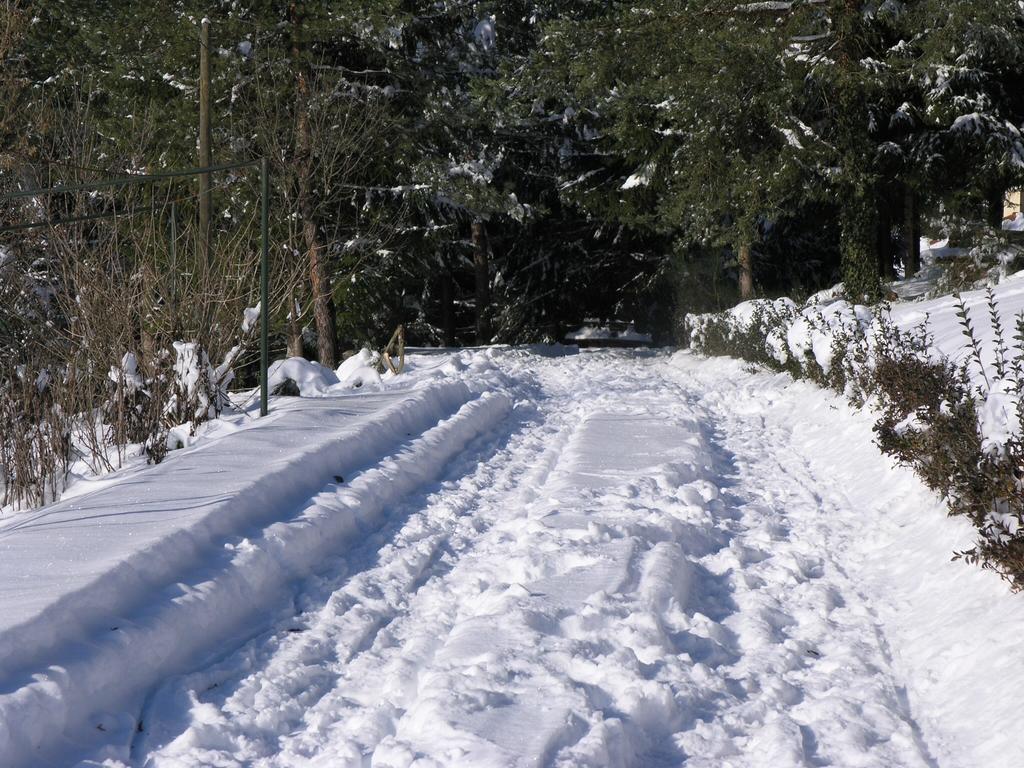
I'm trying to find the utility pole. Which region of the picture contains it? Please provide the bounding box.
[199,17,212,266]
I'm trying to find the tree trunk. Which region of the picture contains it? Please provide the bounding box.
[737,242,754,300]
[877,195,895,281]
[903,186,920,279]
[987,184,1006,228]
[472,220,491,345]
[291,2,337,367]
[440,260,455,347]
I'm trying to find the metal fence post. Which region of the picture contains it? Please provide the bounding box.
[260,157,270,417]
[169,201,178,325]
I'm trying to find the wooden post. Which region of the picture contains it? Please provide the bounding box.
[198,18,212,266]
[737,242,754,300]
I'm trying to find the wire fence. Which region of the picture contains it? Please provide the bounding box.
[0,159,271,509]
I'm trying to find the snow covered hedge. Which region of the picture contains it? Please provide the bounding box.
[689,293,1024,589]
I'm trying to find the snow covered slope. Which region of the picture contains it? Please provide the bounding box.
[29,349,1021,768]
[891,269,1024,373]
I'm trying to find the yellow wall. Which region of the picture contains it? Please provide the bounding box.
[1006,189,1023,219]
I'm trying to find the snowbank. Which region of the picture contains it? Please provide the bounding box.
[689,296,873,375]
[786,301,873,374]
[267,357,340,396]
[688,274,1024,598]
[335,348,385,389]
[890,271,1024,370]
[268,351,393,396]
[0,380,510,767]
[672,354,1024,768]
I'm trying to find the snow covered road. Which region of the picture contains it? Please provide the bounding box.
[0,348,1012,767]
[56,349,1021,768]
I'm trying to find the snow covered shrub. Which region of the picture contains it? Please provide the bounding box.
[933,254,994,296]
[871,343,983,522]
[815,313,868,398]
[932,292,1024,587]
[0,363,73,508]
[0,249,77,507]
[144,343,239,463]
[689,299,801,377]
[930,229,1024,297]
[851,296,1024,588]
[970,231,1024,278]
[688,314,736,359]
[690,297,875,390]
[788,306,851,391]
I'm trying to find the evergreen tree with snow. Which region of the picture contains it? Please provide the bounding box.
[525,1,822,303]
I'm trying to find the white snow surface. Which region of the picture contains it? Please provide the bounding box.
[890,272,1024,448]
[0,377,508,765]
[2,348,1021,766]
[890,270,1024,369]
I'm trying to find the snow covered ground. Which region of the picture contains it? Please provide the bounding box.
[2,347,1021,767]
[891,268,1024,372]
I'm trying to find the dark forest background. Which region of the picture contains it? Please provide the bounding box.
[2,0,1024,362]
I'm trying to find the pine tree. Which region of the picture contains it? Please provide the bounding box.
[525,1,816,304]
[17,1,421,359]
[910,0,1024,229]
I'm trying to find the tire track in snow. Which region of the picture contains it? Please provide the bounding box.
[115,366,577,766]
[92,351,949,767]
[266,369,609,766]
[346,357,740,767]
[671,354,941,768]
